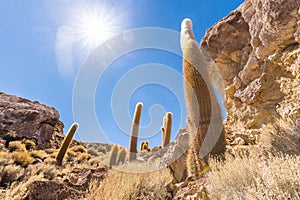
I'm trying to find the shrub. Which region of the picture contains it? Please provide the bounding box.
[86,162,173,200]
[88,148,99,157]
[97,146,107,154]
[23,139,36,150]
[0,165,25,187]
[77,152,92,164]
[70,145,87,153]
[206,151,300,199]
[8,141,26,152]
[11,151,35,167]
[30,150,47,160]
[0,152,13,166]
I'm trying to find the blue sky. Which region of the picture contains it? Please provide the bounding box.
[0,0,244,148]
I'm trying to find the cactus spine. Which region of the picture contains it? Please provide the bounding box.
[181,18,225,179]
[128,102,143,161]
[109,144,119,167]
[56,123,79,165]
[162,112,172,147]
[117,147,127,165]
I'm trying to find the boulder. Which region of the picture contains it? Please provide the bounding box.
[0,92,64,148]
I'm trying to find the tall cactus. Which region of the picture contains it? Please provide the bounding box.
[128,102,143,161]
[56,123,79,165]
[162,112,172,147]
[117,147,127,165]
[181,18,225,179]
[109,144,119,167]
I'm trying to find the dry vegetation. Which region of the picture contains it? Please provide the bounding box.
[86,162,173,200]
[0,120,299,200]
[207,150,300,199]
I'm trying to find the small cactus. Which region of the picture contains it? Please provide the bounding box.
[117,147,127,165]
[109,144,119,167]
[56,123,79,165]
[128,102,143,161]
[162,112,172,147]
[140,141,149,151]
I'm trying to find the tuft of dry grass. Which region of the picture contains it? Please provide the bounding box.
[22,139,36,151]
[30,150,47,160]
[8,141,26,152]
[0,165,25,187]
[206,150,300,199]
[11,151,35,167]
[70,145,87,153]
[86,162,173,200]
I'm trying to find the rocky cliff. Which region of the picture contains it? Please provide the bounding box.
[201,0,300,154]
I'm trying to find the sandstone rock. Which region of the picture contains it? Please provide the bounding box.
[0,92,64,149]
[201,0,300,153]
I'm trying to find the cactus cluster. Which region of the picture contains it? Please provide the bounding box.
[56,123,79,165]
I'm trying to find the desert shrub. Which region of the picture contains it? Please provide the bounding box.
[97,146,107,154]
[28,163,58,180]
[0,165,25,187]
[30,150,47,160]
[44,148,55,154]
[70,145,87,153]
[3,132,18,147]
[86,162,173,200]
[23,139,36,150]
[5,172,44,200]
[8,141,26,152]
[44,157,57,165]
[88,148,99,157]
[88,157,102,167]
[77,152,92,164]
[11,151,35,167]
[0,152,13,166]
[206,151,300,199]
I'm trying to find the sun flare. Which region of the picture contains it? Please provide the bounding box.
[70,4,123,50]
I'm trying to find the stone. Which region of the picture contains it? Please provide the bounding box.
[0,92,64,149]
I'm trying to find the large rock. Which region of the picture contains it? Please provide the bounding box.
[0,92,64,148]
[201,0,300,153]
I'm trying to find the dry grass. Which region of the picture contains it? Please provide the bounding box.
[11,151,35,167]
[8,141,26,152]
[70,145,87,153]
[86,162,173,200]
[0,165,25,187]
[30,150,47,160]
[207,150,300,199]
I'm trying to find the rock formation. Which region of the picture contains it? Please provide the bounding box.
[0,92,64,149]
[201,0,300,154]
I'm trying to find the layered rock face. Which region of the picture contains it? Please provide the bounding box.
[0,92,64,148]
[201,0,300,153]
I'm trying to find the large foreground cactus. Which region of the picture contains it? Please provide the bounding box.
[128,102,143,161]
[56,123,79,165]
[181,18,225,179]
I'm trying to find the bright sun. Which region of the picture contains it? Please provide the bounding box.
[71,4,123,50]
